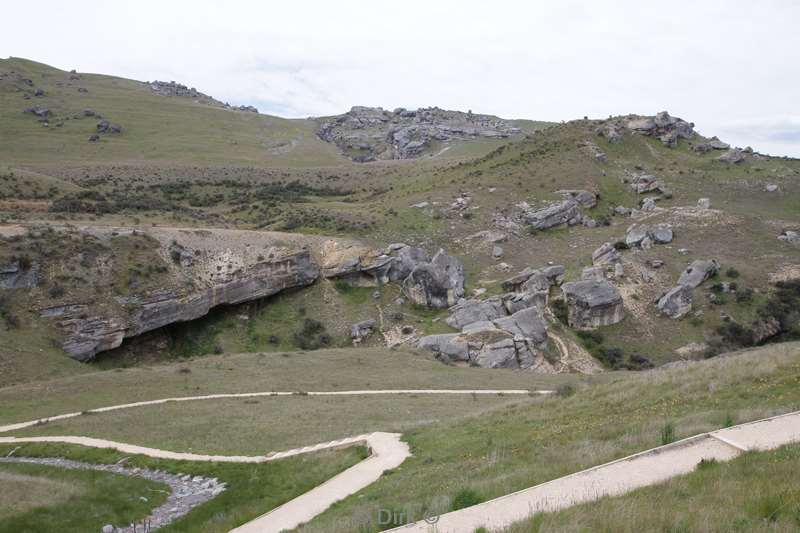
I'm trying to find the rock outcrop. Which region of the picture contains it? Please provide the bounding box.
[625,111,695,147]
[53,250,320,361]
[0,260,40,289]
[317,106,521,162]
[324,243,465,309]
[418,265,567,370]
[561,280,624,329]
[523,199,583,230]
[657,259,720,318]
[149,80,259,113]
[625,224,673,248]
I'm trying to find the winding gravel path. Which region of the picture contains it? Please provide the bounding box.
[0,389,544,532]
[385,410,800,532]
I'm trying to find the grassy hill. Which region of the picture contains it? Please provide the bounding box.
[0,57,344,167]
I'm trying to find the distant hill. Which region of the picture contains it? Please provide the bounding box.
[0,58,546,168]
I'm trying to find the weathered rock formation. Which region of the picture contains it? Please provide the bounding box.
[561,280,624,329]
[53,250,319,361]
[0,260,40,289]
[317,106,521,162]
[625,111,695,147]
[657,259,720,318]
[625,223,674,249]
[149,80,259,113]
[523,199,583,230]
[418,265,566,370]
[323,243,465,308]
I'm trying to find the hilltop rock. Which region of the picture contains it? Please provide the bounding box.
[625,111,695,147]
[717,148,746,164]
[317,106,521,162]
[561,280,624,329]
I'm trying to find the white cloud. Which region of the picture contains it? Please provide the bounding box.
[2,0,799,155]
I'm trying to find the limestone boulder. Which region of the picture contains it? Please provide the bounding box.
[561,280,624,329]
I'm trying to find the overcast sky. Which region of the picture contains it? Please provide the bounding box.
[3,0,799,156]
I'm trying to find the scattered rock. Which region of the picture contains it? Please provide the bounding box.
[0,260,40,289]
[88,134,100,142]
[402,249,465,308]
[492,246,504,259]
[778,230,799,244]
[641,197,656,211]
[523,199,583,230]
[697,197,711,209]
[765,184,779,192]
[717,148,745,164]
[592,242,621,266]
[559,190,597,208]
[630,174,662,194]
[657,285,693,318]
[350,319,377,341]
[678,259,720,288]
[23,106,50,118]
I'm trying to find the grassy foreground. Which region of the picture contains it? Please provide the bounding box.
[504,443,800,533]
[0,461,167,531]
[0,442,364,533]
[295,342,800,531]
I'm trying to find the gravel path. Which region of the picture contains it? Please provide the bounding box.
[0,455,224,532]
[385,410,800,532]
[0,389,545,434]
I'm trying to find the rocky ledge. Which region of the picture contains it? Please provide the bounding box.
[317,106,521,162]
[51,249,319,362]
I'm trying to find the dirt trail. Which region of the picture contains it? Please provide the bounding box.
[386,411,800,532]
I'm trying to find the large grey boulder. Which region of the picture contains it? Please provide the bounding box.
[657,285,693,318]
[717,148,745,164]
[473,337,519,369]
[402,249,465,308]
[560,190,597,208]
[493,306,548,344]
[446,297,507,329]
[625,224,673,248]
[417,333,469,361]
[561,280,624,329]
[523,199,583,230]
[678,259,720,288]
[350,319,376,340]
[625,111,695,147]
[630,175,662,194]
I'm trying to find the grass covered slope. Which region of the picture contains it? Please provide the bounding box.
[0,442,364,533]
[0,461,168,532]
[504,443,800,532]
[0,57,344,167]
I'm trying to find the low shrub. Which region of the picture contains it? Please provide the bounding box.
[451,488,483,511]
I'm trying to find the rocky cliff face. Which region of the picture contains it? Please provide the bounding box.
[50,249,319,362]
[317,106,521,162]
